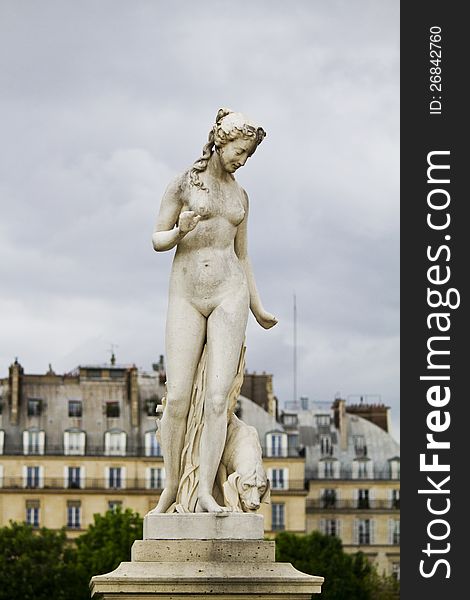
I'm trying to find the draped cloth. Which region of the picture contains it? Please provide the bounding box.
[157,343,246,514]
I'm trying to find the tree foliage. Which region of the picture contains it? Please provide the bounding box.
[275,530,399,600]
[0,509,143,600]
[0,522,80,600]
[75,507,143,577]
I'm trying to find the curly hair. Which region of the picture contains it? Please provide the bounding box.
[189,108,266,191]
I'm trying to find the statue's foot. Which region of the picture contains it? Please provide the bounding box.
[196,494,229,515]
[148,487,177,515]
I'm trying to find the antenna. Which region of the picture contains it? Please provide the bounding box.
[108,343,119,366]
[293,293,298,407]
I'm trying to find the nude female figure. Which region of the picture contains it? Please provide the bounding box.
[151,108,277,513]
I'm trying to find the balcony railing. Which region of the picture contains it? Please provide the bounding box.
[307,499,400,511]
[2,444,163,458]
[308,468,400,481]
[1,477,307,493]
[0,477,165,491]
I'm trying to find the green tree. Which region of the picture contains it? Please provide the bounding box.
[75,507,143,578]
[275,530,397,600]
[0,522,81,600]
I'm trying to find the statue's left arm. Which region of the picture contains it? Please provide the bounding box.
[235,190,278,330]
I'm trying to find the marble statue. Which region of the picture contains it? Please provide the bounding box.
[150,108,277,515]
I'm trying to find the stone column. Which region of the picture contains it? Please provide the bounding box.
[90,513,323,599]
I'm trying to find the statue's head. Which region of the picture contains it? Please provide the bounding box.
[190,108,266,188]
[212,109,266,174]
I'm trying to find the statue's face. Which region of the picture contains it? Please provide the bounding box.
[217,137,257,173]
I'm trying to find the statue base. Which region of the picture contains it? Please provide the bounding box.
[90,515,323,599]
[143,512,264,540]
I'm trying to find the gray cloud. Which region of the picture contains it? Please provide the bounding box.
[0,0,399,439]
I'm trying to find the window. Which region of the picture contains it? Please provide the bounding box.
[66,466,83,489]
[320,518,339,537]
[357,489,370,509]
[265,432,287,457]
[145,431,162,457]
[146,467,165,489]
[321,489,337,508]
[353,435,367,457]
[26,500,40,528]
[24,466,43,488]
[107,467,124,489]
[356,519,373,545]
[352,459,373,480]
[27,398,42,417]
[271,503,285,531]
[390,458,400,479]
[389,519,400,545]
[23,430,45,455]
[68,400,82,417]
[110,369,125,379]
[108,500,122,512]
[67,501,81,529]
[106,402,120,418]
[105,431,126,456]
[64,430,86,456]
[282,414,298,427]
[319,459,340,479]
[87,369,101,379]
[390,489,400,509]
[269,468,288,490]
[316,414,330,427]
[145,397,159,417]
[320,434,333,456]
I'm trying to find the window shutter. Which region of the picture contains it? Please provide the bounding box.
[79,432,86,455]
[145,432,151,457]
[318,461,324,479]
[104,466,110,489]
[353,519,359,544]
[265,434,272,457]
[22,465,28,487]
[23,431,29,455]
[369,488,375,509]
[0,430,5,454]
[63,466,69,488]
[283,468,289,490]
[38,431,45,455]
[367,460,374,479]
[63,431,70,456]
[104,432,110,456]
[319,518,325,534]
[120,432,127,456]
[352,461,359,479]
[39,466,44,488]
[145,467,151,489]
[337,519,342,539]
[388,519,394,544]
[281,434,288,457]
[333,460,340,479]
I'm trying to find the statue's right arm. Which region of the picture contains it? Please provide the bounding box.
[152,175,200,252]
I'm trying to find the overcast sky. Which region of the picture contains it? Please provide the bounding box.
[0,1,400,440]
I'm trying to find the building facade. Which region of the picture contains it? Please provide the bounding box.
[0,360,305,538]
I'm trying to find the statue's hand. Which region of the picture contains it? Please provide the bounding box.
[254,310,278,329]
[178,211,201,234]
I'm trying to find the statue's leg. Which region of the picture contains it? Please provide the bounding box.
[151,297,206,514]
[197,290,249,513]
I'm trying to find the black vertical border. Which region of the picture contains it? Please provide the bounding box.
[401,2,467,597]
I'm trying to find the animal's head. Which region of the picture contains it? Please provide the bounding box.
[231,464,271,512]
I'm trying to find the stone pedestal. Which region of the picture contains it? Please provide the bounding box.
[90,514,323,599]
